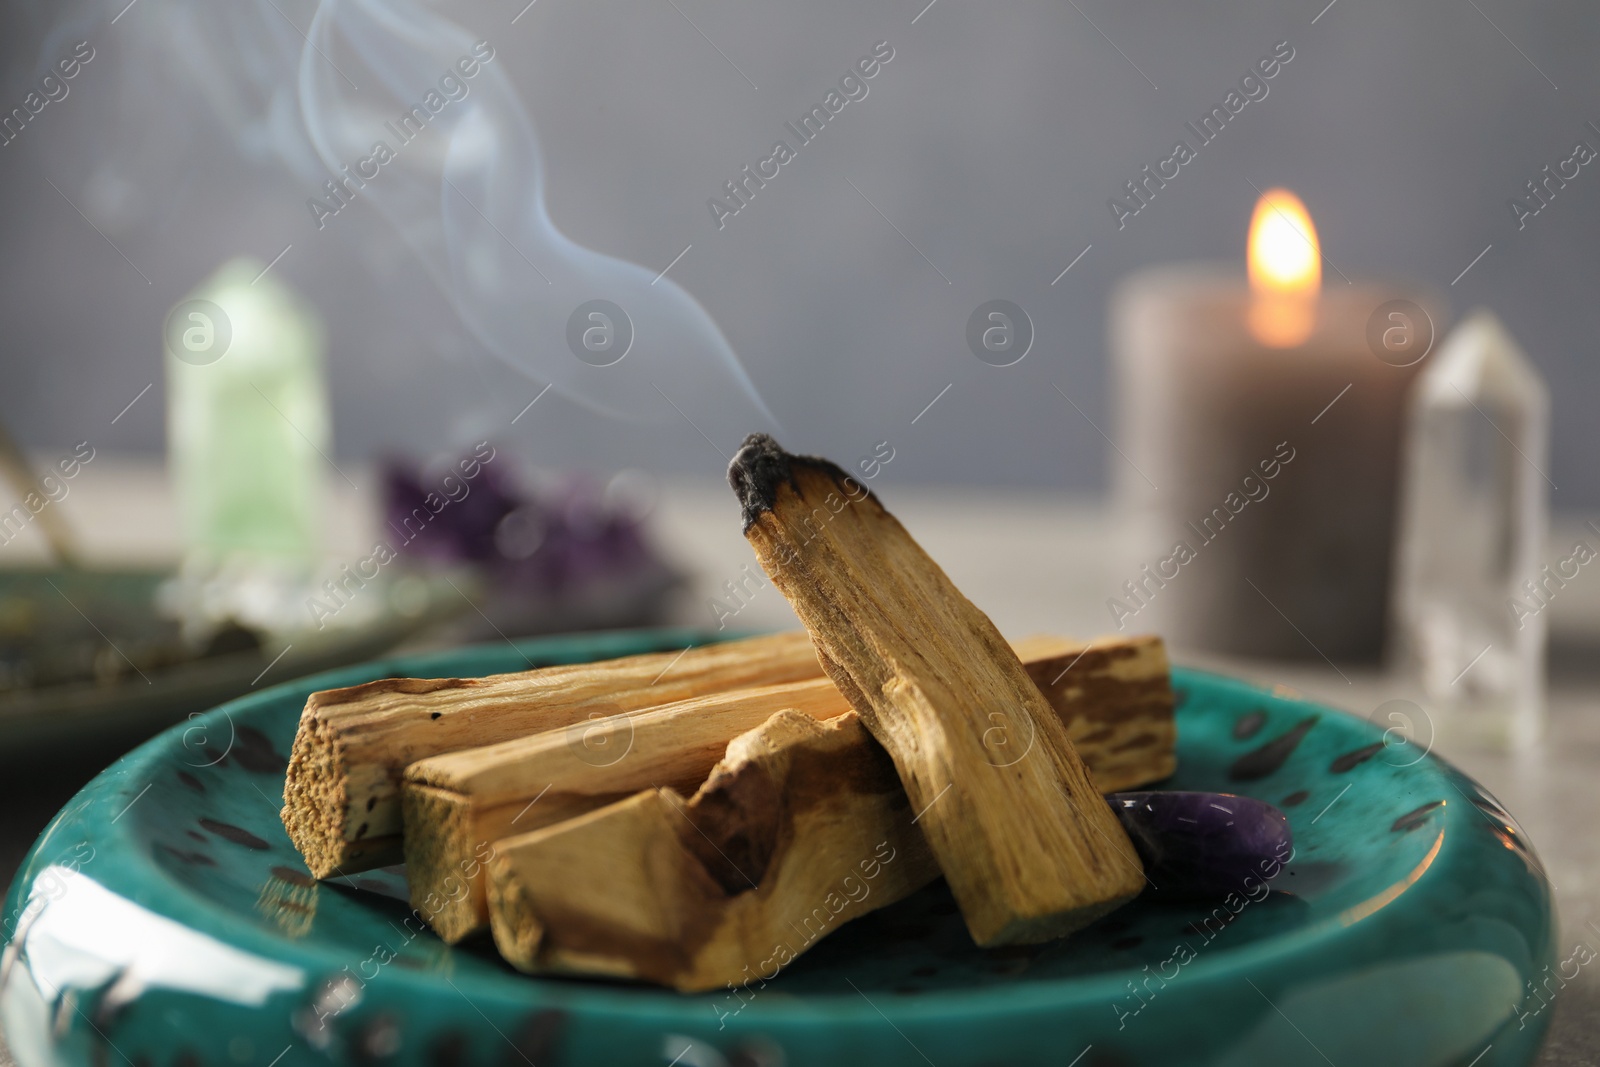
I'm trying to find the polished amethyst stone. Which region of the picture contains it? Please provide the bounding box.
[1107,791,1293,899]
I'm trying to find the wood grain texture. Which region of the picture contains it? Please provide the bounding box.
[727,434,1146,945]
[280,632,821,877]
[404,679,849,942]
[485,710,942,991]
[406,634,1173,942]
[1012,633,1177,793]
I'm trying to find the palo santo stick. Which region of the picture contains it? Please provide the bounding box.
[406,633,1174,942]
[404,680,848,942]
[281,632,822,877]
[486,710,943,992]
[727,434,1146,946]
[1014,634,1176,793]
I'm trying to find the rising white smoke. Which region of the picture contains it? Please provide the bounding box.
[31,0,776,444]
[296,0,776,432]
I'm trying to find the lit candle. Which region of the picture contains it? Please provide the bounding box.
[1110,191,1437,662]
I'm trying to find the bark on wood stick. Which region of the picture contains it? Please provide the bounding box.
[1013,633,1176,792]
[280,632,821,877]
[486,710,943,992]
[406,633,1174,942]
[726,434,1147,945]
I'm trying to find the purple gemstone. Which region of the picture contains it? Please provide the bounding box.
[1107,791,1293,899]
[380,451,675,600]
[381,457,526,563]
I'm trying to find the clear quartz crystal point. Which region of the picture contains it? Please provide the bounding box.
[1393,310,1549,749]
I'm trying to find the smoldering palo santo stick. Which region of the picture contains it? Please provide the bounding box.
[727,433,1147,946]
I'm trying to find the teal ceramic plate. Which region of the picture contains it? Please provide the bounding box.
[1,629,1556,1067]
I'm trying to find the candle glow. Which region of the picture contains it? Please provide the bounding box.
[1247,188,1320,348]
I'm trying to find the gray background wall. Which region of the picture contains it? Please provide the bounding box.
[1,0,1596,501]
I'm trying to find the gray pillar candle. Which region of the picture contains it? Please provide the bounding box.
[1110,259,1435,663]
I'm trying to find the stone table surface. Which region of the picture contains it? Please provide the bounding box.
[2,472,1597,1064]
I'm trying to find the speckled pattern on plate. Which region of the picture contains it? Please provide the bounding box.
[0,629,1558,1067]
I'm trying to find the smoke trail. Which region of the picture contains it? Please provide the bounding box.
[297,0,776,435]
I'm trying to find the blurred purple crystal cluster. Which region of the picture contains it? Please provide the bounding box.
[381,449,682,638]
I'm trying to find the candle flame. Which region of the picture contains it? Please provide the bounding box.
[1247,189,1320,347]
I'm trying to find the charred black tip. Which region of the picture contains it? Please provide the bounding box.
[727,433,866,531]
[728,433,793,531]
